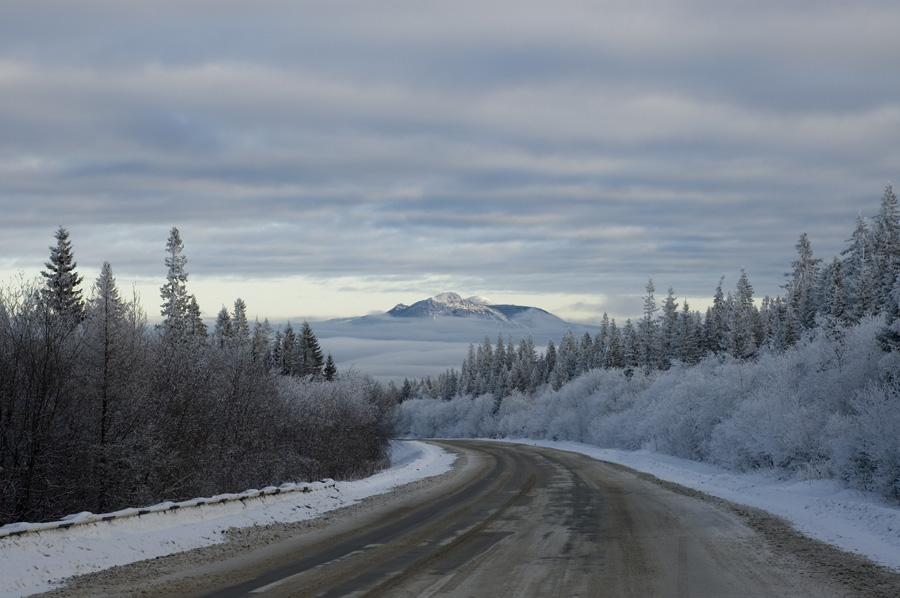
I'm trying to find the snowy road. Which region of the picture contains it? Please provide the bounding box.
[32,441,900,597]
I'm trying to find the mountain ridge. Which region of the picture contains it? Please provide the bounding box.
[311,292,594,343]
[307,292,601,381]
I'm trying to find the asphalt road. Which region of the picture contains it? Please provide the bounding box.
[200,440,857,597]
[41,440,897,597]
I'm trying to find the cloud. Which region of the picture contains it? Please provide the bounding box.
[0,1,898,324]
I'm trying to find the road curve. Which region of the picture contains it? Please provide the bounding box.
[39,440,898,597]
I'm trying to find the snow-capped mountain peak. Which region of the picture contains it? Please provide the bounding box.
[388,292,510,322]
[465,295,495,306]
[431,292,466,305]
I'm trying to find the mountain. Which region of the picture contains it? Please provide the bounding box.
[310,293,600,381]
[384,292,561,327]
[313,292,583,342]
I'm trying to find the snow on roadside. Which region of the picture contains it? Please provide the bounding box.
[0,440,455,598]
[499,438,900,571]
[3,437,897,598]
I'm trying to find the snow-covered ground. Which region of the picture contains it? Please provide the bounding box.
[0,441,455,598]
[2,438,898,598]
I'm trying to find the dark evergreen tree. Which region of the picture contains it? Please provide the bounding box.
[639,278,659,370]
[705,276,727,353]
[281,323,296,376]
[298,321,325,378]
[41,226,84,324]
[251,317,272,363]
[323,353,337,381]
[159,227,190,340]
[214,306,233,348]
[232,298,250,348]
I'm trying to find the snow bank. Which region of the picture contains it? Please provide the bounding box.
[0,440,454,598]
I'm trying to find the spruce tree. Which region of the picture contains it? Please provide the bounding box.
[281,323,295,376]
[639,278,659,370]
[785,233,822,330]
[41,226,84,324]
[232,298,250,347]
[298,321,324,378]
[873,184,900,311]
[159,227,190,340]
[842,213,877,320]
[214,306,233,348]
[323,353,337,381]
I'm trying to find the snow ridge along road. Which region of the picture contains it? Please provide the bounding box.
[0,480,337,539]
[22,440,900,598]
[0,441,454,598]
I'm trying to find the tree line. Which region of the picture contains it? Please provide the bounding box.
[409,185,900,402]
[399,185,900,502]
[0,227,394,526]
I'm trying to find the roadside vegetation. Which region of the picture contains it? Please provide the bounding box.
[0,227,395,526]
[399,185,900,503]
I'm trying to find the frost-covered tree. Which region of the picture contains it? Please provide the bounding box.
[41,226,84,324]
[214,306,233,348]
[677,300,703,364]
[187,295,207,338]
[702,276,726,353]
[872,184,900,310]
[659,287,678,368]
[877,275,900,357]
[159,227,190,340]
[232,298,250,348]
[81,262,143,511]
[544,339,557,382]
[820,257,848,322]
[251,317,272,363]
[785,232,822,331]
[605,319,624,369]
[730,268,759,359]
[639,279,659,370]
[842,213,878,320]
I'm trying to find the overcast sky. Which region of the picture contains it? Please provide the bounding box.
[1,0,898,324]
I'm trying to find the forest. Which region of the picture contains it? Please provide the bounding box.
[398,185,900,503]
[0,227,395,526]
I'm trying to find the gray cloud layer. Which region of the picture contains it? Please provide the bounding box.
[2,1,898,320]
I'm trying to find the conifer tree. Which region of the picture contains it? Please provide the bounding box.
[214,306,233,348]
[41,226,84,324]
[251,318,272,362]
[639,278,659,369]
[873,184,900,310]
[298,321,324,378]
[785,233,822,330]
[730,268,758,359]
[323,353,337,381]
[842,213,877,320]
[232,298,250,347]
[187,295,207,338]
[281,323,295,376]
[605,319,624,369]
[159,227,190,340]
[659,287,678,368]
[83,261,128,511]
[705,276,727,353]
